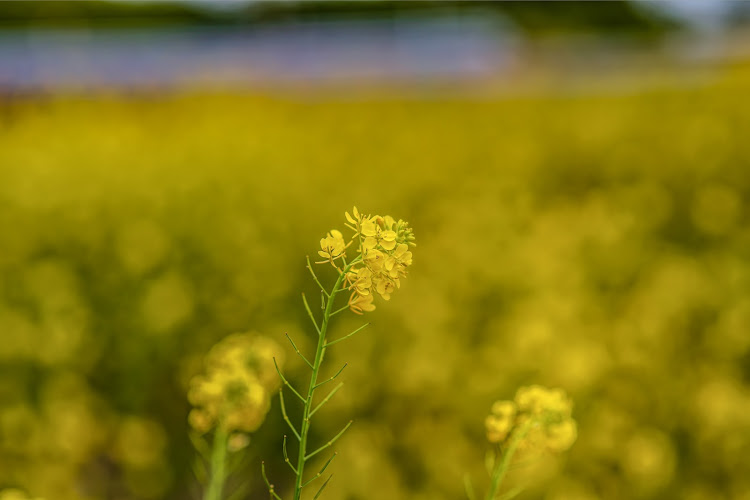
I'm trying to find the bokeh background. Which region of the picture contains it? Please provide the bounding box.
[2,1,750,499]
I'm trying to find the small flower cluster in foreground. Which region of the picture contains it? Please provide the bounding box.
[485,385,577,453]
[317,207,415,314]
[188,333,283,436]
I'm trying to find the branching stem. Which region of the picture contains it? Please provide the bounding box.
[312,475,333,500]
[330,304,350,317]
[261,462,282,500]
[325,323,369,347]
[485,419,533,500]
[309,383,343,417]
[302,294,321,335]
[274,357,306,403]
[302,452,337,488]
[287,256,361,500]
[306,256,330,297]
[286,333,314,369]
[284,435,298,474]
[313,363,347,389]
[279,389,301,441]
[305,420,353,461]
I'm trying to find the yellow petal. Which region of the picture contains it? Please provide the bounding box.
[363,236,377,249]
[381,239,397,251]
[361,220,377,237]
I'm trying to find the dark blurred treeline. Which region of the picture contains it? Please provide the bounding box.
[0,0,677,35]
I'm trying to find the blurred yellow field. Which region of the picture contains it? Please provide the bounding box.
[2,63,750,499]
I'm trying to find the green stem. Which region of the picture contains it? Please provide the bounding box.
[205,424,228,500]
[485,419,533,500]
[293,258,359,500]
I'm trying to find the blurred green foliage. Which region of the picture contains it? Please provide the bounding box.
[2,64,750,500]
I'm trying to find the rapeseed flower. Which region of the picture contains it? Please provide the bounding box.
[373,274,397,301]
[486,400,517,443]
[348,290,376,315]
[188,333,283,434]
[485,385,577,453]
[362,218,397,251]
[317,207,415,313]
[347,267,373,296]
[385,243,412,279]
[318,230,347,265]
[515,385,572,418]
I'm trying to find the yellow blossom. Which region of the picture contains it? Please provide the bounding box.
[348,291,376,315]
[344,206,363,238]
[545,418,578,452]
[385,243,413,278]
[362,218,397,251]
[485,385,577,454]
[318,229,347,263]
[515,385,572,418]
[373,275,397,300]
[363,248,386,272]
[486,400,517,443]
[324,208,414,313]
[187,333,282,434]
[347,267,373,296]
[344,206,360,225]
[188,369,268,433]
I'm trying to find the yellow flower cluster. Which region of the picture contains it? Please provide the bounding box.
[485,385,577,453]
[315,207,415,313]
[188,333,283,435]
[330,207,415,314]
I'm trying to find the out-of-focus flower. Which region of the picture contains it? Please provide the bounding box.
[515,385,573,418]
[544,418,578,453]
[227,432,251,452]
[486,400,517,443]
[485,385,577,453]
[187,333,282,434]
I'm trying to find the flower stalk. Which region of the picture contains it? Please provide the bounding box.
[485,419,532,500]
[204,424,228,500]
[479,385,577,500]
[266,207,415,500]
[291,258,359,500]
